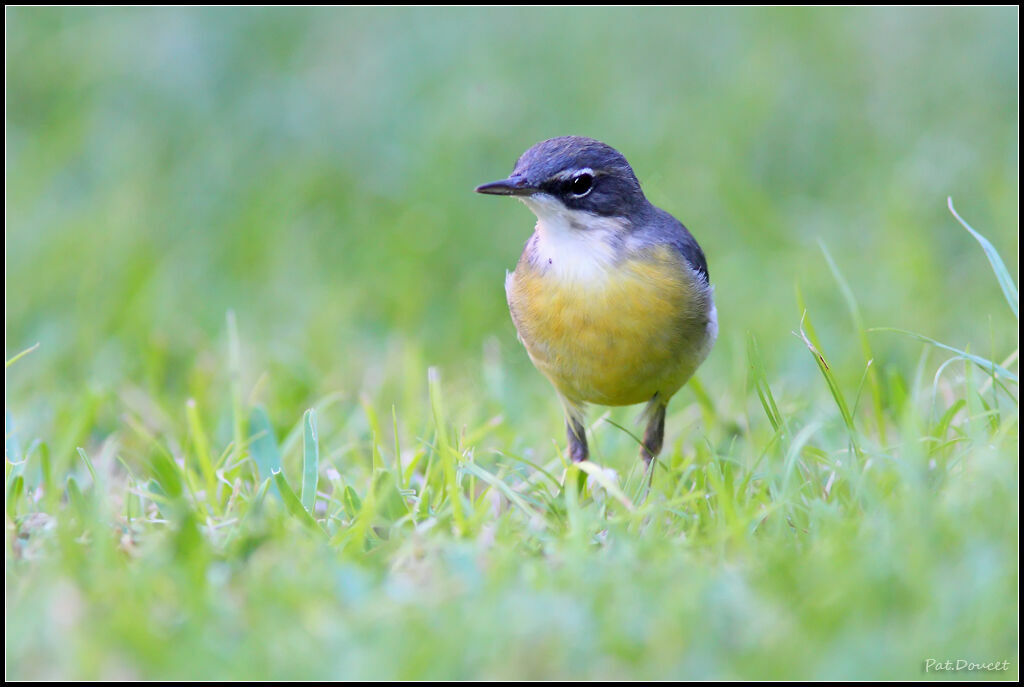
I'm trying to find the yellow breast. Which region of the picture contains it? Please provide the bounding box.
[507,243,714,407]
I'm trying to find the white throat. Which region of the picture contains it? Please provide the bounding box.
[520,194,626,284]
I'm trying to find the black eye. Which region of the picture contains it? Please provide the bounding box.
[569,173,593,196]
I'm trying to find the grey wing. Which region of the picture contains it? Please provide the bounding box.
[648,206,709,285]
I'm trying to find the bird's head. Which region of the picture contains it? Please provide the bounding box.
[475,137,649,224]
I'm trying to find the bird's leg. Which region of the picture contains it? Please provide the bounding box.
[566,414,589,462]
[640,400,666,465]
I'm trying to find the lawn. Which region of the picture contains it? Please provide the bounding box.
[5,7,1019,680]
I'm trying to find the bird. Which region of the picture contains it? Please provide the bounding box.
[475,136,717,466]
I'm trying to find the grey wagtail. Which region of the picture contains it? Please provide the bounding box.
[476,136,717,465]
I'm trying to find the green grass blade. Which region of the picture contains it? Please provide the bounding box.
[65,476,89,520]
[5,342,39,368]
[7,475,24,519]
[248,406,283,484]
[301,409,319,514]
[227,310,245,468]
[820,240,886,443]
[185,398,218,504]
[278,392,345,460]
[460,460,547,526]
[149,449,184,502]
[392,404,403,485]
[746,332,786,438]
[948,197,1018,319]
[575,460,634,512]
[76,447,98,486]
[342,485,363,519]
[796,312,862,460]
[602,417,644,450]
[360,395,385,471]
[872,327,1018,384]
[273,469,322,533]
[563,464,584,542]
[428,367,465,534]
[39,443,57,512]
[495,450,560,487]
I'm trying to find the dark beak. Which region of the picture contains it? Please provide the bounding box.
[474,175,537,196]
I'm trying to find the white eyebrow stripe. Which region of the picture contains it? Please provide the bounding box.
[550,167,595,182]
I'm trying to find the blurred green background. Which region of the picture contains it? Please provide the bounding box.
[5,6,1019,680]
[7,7,1017,410]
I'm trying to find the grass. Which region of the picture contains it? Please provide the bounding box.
[5,6,1019,680]
[6,204,1018,680]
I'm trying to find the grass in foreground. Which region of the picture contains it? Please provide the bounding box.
[5,206,1018,680]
